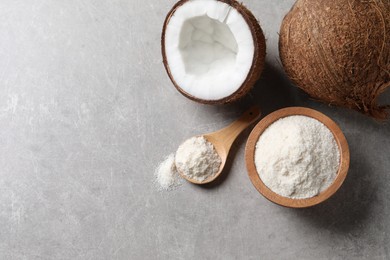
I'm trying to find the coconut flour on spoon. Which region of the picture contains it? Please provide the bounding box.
[155,136,221,190]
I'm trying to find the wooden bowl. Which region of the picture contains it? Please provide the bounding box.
[245,107,350,208]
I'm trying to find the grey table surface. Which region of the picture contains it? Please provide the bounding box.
[0,0,389,259]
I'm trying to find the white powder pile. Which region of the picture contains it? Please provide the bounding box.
[155,154,182,191]
[255,115,340,199]
[175,136,221,182]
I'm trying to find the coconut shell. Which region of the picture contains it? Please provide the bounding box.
[279,0,390,119]
[161,0,266,104]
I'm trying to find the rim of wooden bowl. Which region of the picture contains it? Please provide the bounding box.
[245,107,350,208]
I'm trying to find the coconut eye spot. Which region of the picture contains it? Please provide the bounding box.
[178,15,238,76]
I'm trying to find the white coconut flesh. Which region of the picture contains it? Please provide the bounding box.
[164,0,255,101]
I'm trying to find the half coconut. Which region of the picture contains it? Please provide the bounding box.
[162,0,266,104]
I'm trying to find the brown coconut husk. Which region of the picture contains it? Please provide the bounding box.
[161,0,266,104]
[279,0,390,119]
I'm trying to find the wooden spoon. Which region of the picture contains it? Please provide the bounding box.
[176,106,261,185]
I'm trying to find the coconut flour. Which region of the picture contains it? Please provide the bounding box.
[155,153,182,191]
[175,136,221,182]
[155,136,221,190]
[255,115,340,199]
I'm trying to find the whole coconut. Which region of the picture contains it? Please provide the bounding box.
[279,0,390,119]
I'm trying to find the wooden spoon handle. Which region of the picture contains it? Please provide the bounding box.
[213,106,261,150]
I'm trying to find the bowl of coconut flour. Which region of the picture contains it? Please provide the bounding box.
[245,107,350,208]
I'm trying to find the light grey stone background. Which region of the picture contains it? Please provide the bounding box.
[0,0,389,259]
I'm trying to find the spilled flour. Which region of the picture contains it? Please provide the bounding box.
[155,154,182,191]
